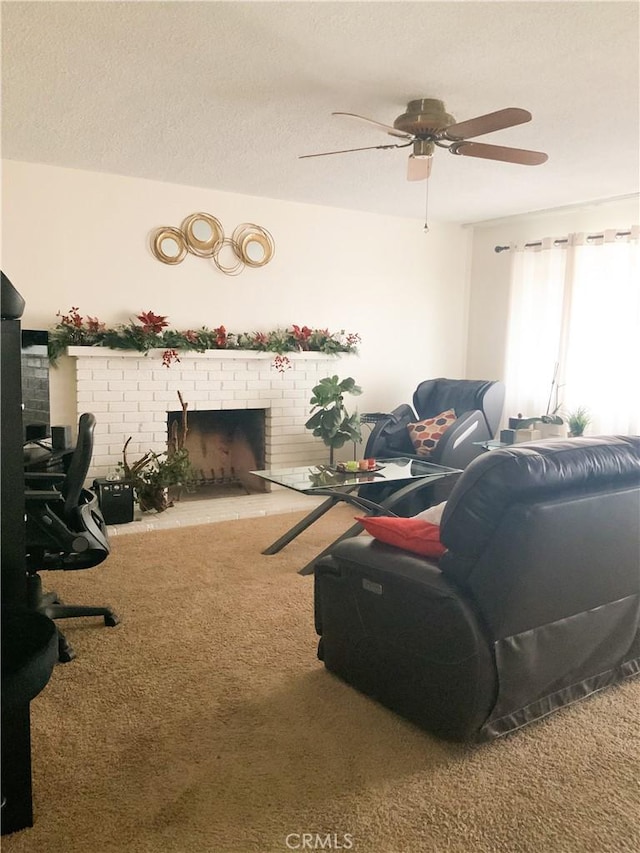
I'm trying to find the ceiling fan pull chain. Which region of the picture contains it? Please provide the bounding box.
[423,178,430,233]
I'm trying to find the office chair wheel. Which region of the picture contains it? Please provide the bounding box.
[104,612,120,627]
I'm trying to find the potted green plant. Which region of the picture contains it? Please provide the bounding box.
[119,390,195,512]
[567,406,591,437]
[120,440,195,512]
[305,375,363,466]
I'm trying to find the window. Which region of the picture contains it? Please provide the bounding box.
[503,229,640,435]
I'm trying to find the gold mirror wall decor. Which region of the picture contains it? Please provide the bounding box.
[212,238,245,276]
[232,223,275,267]
[151,227,188,265]
[150,214,275,275]
[181,212,224,257]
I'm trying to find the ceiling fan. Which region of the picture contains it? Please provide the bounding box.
[299,98,548,181]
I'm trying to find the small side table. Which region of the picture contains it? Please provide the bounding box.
[355,412,394,459]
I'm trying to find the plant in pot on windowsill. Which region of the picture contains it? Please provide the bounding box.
[567,406,591,437]
[305,375,363,467]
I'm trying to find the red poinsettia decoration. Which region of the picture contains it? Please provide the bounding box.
[137,311,169,335]
[214,325,227,348]
[86,316,106,333]
[57,306,84,328]
[291,324,312,343]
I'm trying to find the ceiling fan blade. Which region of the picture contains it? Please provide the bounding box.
[299,141,411,159]
[332,111,414,140]
[407,155,432,181]
[443,108,531,141]
[451,141,548,165]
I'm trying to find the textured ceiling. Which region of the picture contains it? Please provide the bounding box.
[2,1,639,223]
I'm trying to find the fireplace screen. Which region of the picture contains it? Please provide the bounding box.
[167,408,266,496]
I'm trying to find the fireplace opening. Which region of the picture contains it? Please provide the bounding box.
[167,408,267,499]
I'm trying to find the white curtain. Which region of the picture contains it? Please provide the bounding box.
[503,228,640,435]
[503,240,568,422]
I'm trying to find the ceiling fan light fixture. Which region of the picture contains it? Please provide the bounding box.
[407,153,433,182]
[412,140,435,158]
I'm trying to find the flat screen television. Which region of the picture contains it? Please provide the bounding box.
[21,329,51,442]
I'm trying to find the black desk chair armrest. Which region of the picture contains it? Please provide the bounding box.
[24,491,86,554]
[24,489,65,503]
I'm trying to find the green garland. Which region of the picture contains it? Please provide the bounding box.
[48,308,361,368]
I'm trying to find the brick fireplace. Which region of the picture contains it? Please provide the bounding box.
[69,348,353,487]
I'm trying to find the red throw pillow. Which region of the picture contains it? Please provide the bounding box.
[355,516,446,559]
[406,408,457,457]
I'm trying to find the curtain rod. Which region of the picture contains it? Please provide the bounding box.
[494,230,632,253]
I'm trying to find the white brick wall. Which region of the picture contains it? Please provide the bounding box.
[68,348,346,483]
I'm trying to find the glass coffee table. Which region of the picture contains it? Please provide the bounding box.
[250,457,461,575]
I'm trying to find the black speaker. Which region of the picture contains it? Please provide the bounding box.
[25,423,48,442]
[93,479,134,525]
[51,425,72,450]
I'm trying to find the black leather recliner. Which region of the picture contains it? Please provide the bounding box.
[363,378,505,467]
[360,378,505,511]
[25,413,119,662]
[314,436,640,741]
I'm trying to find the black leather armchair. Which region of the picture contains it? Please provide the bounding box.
[25,413,119,662]
[314,436,640,741]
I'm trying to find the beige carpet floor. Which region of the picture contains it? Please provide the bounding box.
[5,507,639,853]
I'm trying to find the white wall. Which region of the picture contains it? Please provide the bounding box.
[466,196,639,381]
[2,160,471,428]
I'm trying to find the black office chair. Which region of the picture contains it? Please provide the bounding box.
[359,378,505,511]
[24,413,119,663]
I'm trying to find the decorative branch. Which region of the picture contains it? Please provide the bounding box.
[169,391,189,454]
[177,390,188,450]
[122,436,154,479]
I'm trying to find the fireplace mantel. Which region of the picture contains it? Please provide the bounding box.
[67,347,355,484]
[67,347,340,362]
